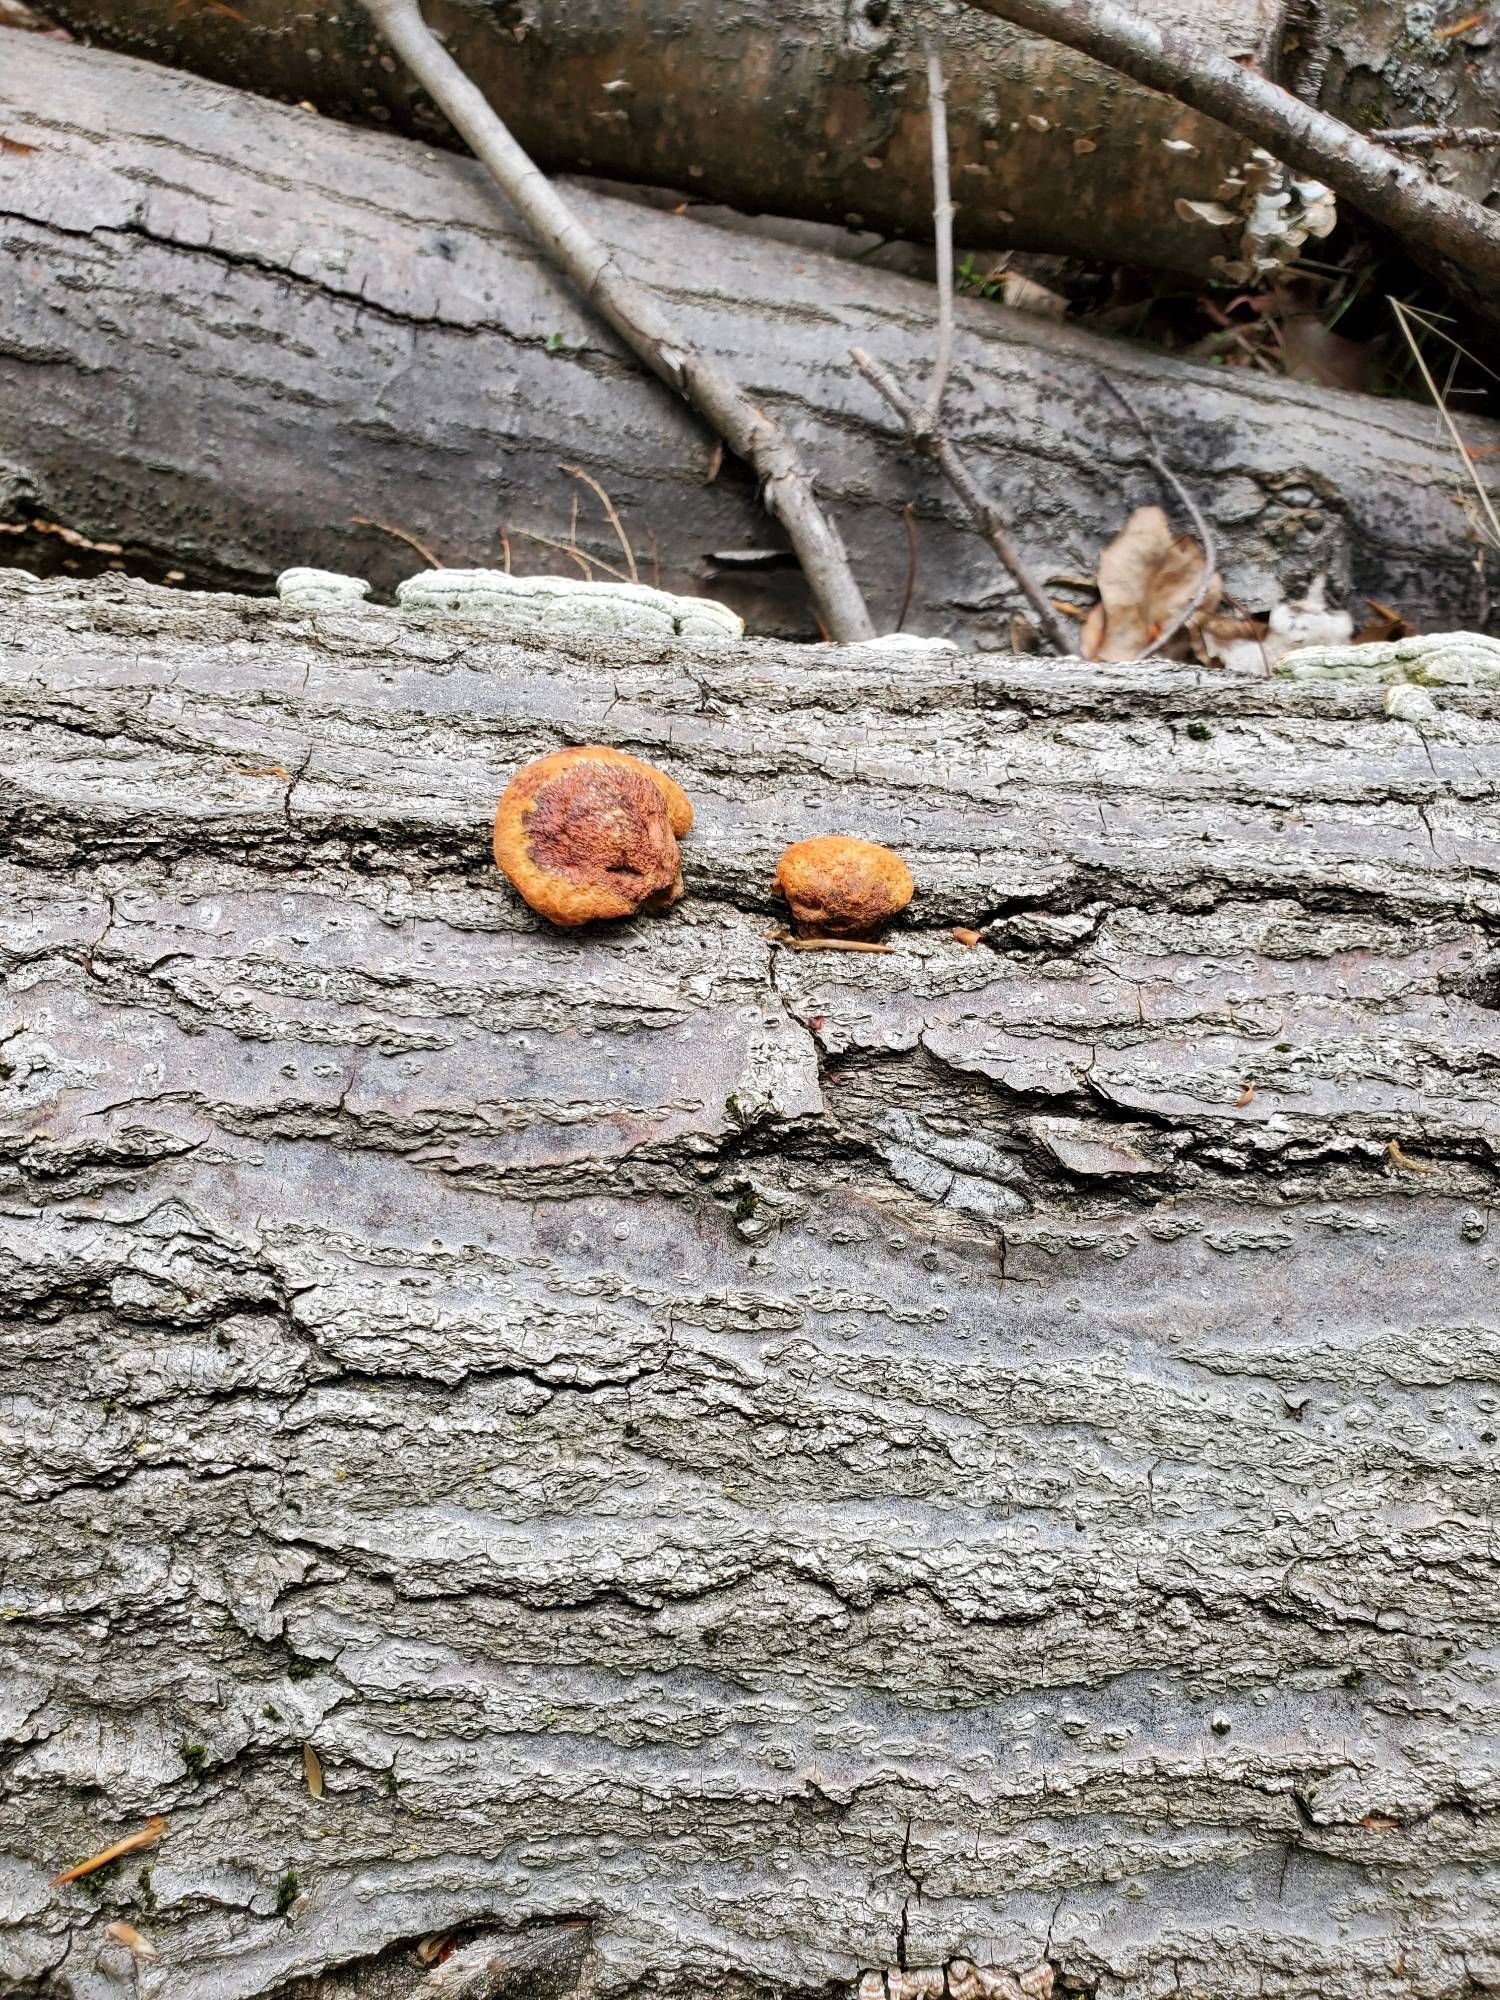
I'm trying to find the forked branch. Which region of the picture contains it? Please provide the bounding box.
[360,0,874,641]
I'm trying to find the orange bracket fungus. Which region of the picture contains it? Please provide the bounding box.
[494,745,694,927]
[773,834,914,939]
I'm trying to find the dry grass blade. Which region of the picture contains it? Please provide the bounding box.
[303,1742,324,1798]
[51,1815,167,1886]
[560,463,638,584]
[351,516,445,569]
[1390,297,1500,553]
[507,526,632,583]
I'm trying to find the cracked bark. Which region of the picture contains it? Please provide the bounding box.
[1,36,1498,641]
[1,570,1500,2000]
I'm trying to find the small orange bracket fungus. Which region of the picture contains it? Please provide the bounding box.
[494,745,693,926]
[773,834,914,939]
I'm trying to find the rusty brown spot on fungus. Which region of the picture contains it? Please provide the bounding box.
[773,835,914,939]
[494,745,693,927]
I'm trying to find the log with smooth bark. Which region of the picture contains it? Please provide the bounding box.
[1,36,1497,643]
[37,0,1301,281]
[2,570,1500,2000]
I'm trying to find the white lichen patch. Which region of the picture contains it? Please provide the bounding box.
[395,568,744,643]
[1276,631,1500,686]
[276,567,371,610]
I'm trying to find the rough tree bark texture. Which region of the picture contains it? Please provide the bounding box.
[1283,0,1500,214]
[3,569,1500,2000]
[37,0,1289,280]
[2,37,1497,642]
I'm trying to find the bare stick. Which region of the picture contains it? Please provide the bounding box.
[559,462,638,584]
[360,0,874,641]
[925,48,954,425]
[1098,375,1219,663]
[953,0,1500,325]
[1372,126,1500,153]
[852,347,1074,655]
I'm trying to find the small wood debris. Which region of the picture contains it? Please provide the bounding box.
[104,1921,159,1961]
[774,934,894,955]
[51,1815,167,1886]
[952,927,983,948]
[1387,1139,1435,1174]
[1235,1083,1256,1108]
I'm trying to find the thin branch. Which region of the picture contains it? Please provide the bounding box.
[559,462,638,584]
[896,500,919,633]
[351,515,444,568]
[1098,376,1219,663]
[1372,126,1500,153]
[851,347,1075,655]
[952,0,1500,325]
[360,0,874,641]
[925,47,954,425]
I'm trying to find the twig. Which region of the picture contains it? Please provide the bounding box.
[848,44,1072,656]
[360,0,874,641]
[952,0,1500,326]
[351,516,444,568]
[1098,375,1219,662]
[1372,126,1500,153]
[925,48,954,425]
[560,463,638,584]
[773,933,895,954]
[852,347,1075,654]
[896,500,919,633]
[1390,297,1500,554]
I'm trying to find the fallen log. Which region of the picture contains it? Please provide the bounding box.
[1,569,1499,2000]
[1,36,1496,643]
[38,0,1294,281]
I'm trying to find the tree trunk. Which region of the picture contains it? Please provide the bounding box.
[2,36,1496,643]
[2,568,1500,2000]
[37,0,1300,280]
[1284,0,1500,214]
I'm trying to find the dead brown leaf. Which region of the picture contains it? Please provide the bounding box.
[1235,1083,1256,1108]
[302,1742,323,1798]
[1280,315,1380,396]
[51,1815,167,1886]
[952,928,983,948]
[1358,1813,1400,1831]
[0,135,38,155]
[1083,506,1221,662]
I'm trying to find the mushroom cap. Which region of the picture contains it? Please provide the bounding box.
[773,834,914,937]
[494,745,690,926]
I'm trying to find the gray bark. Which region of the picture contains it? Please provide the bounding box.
[37,0,1289,281]
[2,568,1500,2000]
[1,36,1498,643]
[1284,0,1500,216]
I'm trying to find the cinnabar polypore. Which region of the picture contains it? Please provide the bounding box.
[494,745,693,926]
[773,834,914,938]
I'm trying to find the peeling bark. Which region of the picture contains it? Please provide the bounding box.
[1,37,1497,642]
[1,569,1499,1999]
